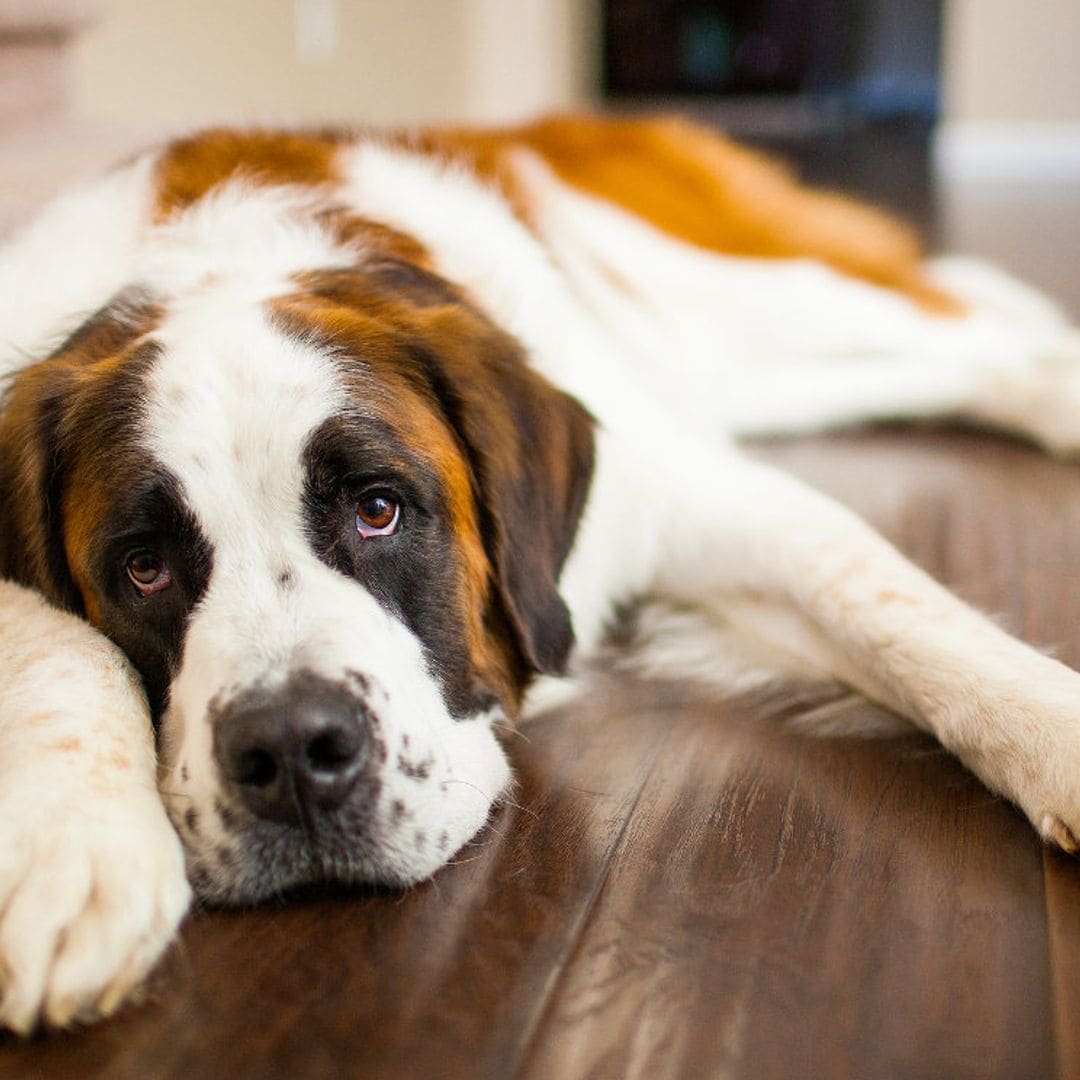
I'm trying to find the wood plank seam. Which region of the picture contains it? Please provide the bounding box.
[508,711,679,1076]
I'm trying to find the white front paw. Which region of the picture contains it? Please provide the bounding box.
[0,786,191,1033]
[972,683,1080,858]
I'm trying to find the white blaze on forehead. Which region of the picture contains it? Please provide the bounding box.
[137,181,360,554]
[145,288,343,552]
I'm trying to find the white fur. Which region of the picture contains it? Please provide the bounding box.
[0,155,157,377]
[2,130,1080,1030]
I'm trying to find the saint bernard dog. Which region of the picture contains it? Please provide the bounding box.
[1,114,1080,1032]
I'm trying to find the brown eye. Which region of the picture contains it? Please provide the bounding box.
[355,494,400,538]
[126,550,172,595]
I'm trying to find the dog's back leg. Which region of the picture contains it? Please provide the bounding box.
[714,254,1080,452]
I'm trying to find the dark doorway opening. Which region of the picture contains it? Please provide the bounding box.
[601,0,945,230]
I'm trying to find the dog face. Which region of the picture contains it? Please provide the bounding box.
[0,221,593,901]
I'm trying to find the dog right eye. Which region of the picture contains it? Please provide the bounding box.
[125,550,172,596]
[355,492,401,538]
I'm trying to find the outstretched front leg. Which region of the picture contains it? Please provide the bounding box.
[566,426,1080,852]
[0,581,191,1032]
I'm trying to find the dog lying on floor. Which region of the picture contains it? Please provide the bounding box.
[1,114,1079,1032]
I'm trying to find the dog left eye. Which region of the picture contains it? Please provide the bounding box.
[356,494,400,538]
[126,550,172,595]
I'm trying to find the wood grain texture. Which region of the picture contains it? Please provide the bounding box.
[1,132,1079,1078]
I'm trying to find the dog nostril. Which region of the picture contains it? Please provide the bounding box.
[306,731,356,771]
[236,747,278,788]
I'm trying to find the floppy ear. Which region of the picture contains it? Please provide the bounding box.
[1,290,161,611]
[415,314,595,677]
[0,364,81,612]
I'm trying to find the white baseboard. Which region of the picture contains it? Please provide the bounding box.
[935,122,1080,183]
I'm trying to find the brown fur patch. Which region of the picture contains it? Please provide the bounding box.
[314,206,431,266]
[109,750,133,771]
[0,294,162,619]
[27,712,66,728]
[60,349,159,625]
[47,736,83,754]
[153,129,436,269]
[408,114,963,316]
[153,129,343,220]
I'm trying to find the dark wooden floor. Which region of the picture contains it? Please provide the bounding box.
[2,131,1080,1079]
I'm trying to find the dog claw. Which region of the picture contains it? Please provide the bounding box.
[1041,815,1080,853]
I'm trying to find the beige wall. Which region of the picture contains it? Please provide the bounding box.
[73,1,1080,133]
[944,0,1080,125]
[462,0,598,123]
[70,0,598,128]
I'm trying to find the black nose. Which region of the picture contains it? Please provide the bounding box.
[213,673,371,825]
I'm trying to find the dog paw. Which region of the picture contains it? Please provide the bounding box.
[0,790,191,1033]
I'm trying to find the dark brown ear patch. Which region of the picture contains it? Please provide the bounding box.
[407,306,595,679]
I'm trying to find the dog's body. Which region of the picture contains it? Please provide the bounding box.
[2,115,1080,1031]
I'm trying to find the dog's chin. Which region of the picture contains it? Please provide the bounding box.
[184,798,506,906]
[175,726,513,905]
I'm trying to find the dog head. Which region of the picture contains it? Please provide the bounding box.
[0,184,593,901]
